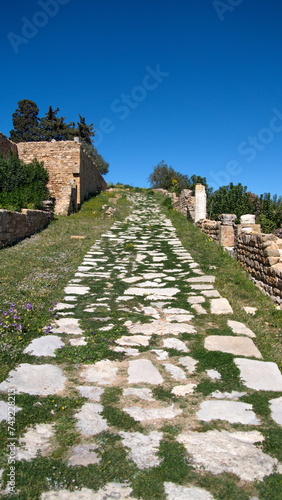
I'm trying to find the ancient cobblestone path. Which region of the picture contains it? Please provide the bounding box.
[1,194,282,499]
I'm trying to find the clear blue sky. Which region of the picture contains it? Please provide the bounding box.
[1,0,282,195]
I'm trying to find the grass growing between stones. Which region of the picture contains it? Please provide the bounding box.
[157,195,282,370]
[0,190,131,379]
[1,189,281,499]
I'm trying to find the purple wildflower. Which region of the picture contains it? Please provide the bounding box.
[17,324,23,331]
[43,325,52,334]
[26,303,33,310]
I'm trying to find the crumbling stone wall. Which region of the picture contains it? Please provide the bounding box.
[0,133,18,158]
[17,140,107,215]
[154,188,196,220]
[178,189,195,219]
[235,233,282,303]
[196,219,221,243]
[0,209,52,248]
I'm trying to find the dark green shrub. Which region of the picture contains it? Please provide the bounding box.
[162,196,173,210]
[0,154,49,211]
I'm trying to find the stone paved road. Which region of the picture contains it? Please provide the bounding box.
[1,193,282,499]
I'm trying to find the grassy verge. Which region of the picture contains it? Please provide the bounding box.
[0,189,131,380]
[156,194,282,371]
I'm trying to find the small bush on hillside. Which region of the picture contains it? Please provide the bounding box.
[0,154,50,211]
[162,197,173,210]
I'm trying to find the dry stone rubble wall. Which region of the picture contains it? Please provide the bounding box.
[0,209,52,249]
[236,233,282,302]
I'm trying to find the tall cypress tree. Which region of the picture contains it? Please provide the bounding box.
[10,99,41,143]
[76,115,95,145]
[39,106,75,141]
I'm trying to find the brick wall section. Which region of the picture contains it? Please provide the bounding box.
[196,219,221,243]
[0,209,51,248]
[235,233,282,303]
[0,133,18,158]
[17,141,107,215]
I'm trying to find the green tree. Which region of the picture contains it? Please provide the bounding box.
[256,193,282,233]
[148,161,191,193]
[76,115,95,145]
[190,175,213,196]
[10,99,41,142]
[207,183,256,220]
[75,116,109,174]
[39,106,76,141]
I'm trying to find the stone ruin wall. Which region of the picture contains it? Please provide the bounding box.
[236,233,282,303]
[155,187,282,303]
[79,147,107,202]
[177,189,195,219]
[0,209,52,249]
[0,135,107,247]
[0,133,18,158]
[17,141,107,215]
[196,219,221,243]
[17,141,78,215]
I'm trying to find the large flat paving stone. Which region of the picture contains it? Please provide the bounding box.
[76,386,104,401]
[164,483,215,500]
[0,401,21,422]
[165,314,194,322]
[80,360,119,385]
[234,358,282,391]
[74,403,108,436]
[0,364,67,395]
[163,307,192,315]
[115,335,150,347]
[119,431,163,469]
[64,285,90,295]
[52,318,84,335]
[178,356,198,373]
[227,320,256,338]
[187,275,215,283]
[128,359,164,385]
[23,335,65,357]
[123,388,155,401]
[163,338,189,352]
[270,397,282,426]
[210,298,233,314]
[201,290,221,298]
[197,400,260,425]
[190,284,214,290]
[17,424,55,461]
[204,336,262,358]
[163,363,187,381]
[177,430,281,481]
[41,483,135,499]
[124,287,180,297]
[172,383,197,396]
[188,296,205,304]
[128,321,196,336]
